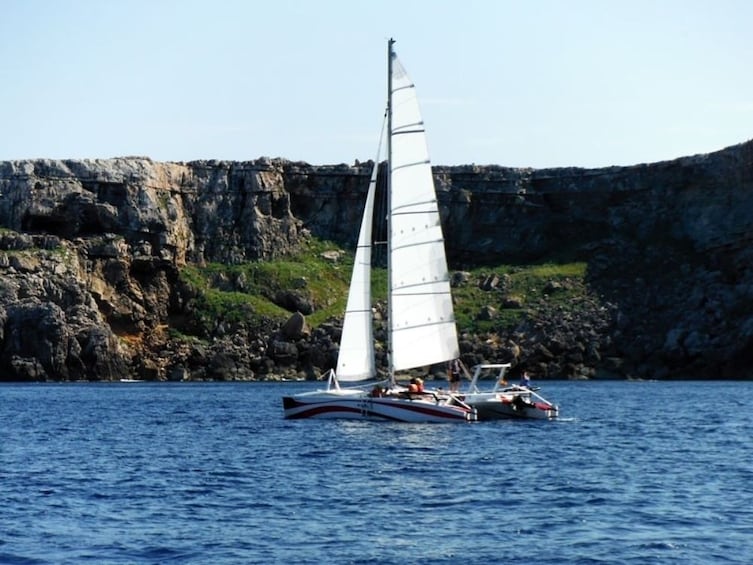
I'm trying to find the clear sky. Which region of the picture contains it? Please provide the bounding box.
[1,0,751,168]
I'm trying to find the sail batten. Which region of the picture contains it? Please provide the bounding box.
[393,125,425,134]
[392,199,437,211]
[391,239,444,253]
[391,160,431,173]
[393,289,452,296]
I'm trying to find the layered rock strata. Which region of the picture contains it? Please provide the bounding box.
[0,139,751,381]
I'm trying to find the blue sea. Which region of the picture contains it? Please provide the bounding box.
[1,380,752,564]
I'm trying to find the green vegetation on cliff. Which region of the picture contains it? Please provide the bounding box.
[452,262,587,332]
[178,238,588,338]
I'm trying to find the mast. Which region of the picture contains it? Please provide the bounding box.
[386,37,395,384]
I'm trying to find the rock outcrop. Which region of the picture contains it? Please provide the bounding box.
[0,138,751,381]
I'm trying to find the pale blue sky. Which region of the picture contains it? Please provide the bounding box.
[1,0,751,168]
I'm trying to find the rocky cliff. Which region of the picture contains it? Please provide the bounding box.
[0,139,751,381]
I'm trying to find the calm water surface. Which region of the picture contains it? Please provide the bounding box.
[1,380,752,564]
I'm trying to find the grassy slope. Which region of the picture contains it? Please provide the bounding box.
[178,238,587,338]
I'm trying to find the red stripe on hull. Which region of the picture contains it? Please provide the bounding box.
[282,396,472,422]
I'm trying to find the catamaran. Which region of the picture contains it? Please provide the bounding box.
[282,39,475,422]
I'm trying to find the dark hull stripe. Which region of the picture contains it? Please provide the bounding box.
[282,396,471,422]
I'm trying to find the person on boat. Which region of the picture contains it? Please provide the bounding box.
[447,358,462,393]
[512,393,531,412]
[519,370,532,389]
[408,377,424,394]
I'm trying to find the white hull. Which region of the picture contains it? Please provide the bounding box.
[462,391,558,421]
[282,388,476,423]
[463,364,559,421]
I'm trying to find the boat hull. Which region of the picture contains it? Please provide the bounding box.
[282,390,476,422]
[463,393,558,421]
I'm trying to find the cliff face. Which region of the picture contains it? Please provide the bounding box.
[0,140,752,381]
[0,157,306,380]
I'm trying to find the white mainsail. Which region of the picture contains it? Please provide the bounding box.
[388,47,460,372]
